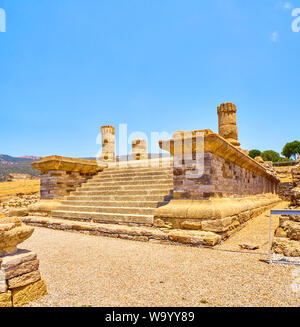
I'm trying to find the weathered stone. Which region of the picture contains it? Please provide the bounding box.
[275,227,288,238]
[0,218,34,256]
[282,221,300,241]
[28,200,61,216]
[2,259,39,280]
[168,230,221,246]
[12,279,47,307]
[0,279,7,293]
[272,237,300,257]
[154,195,280,235]
[132,139,148,160]
[98,125,116,162]
[7,269,41,289]
[0,290,12,307]
[201,217,236,233]
[217,102,240,147]
[8,208,29,217]
[32,155,107,199]
[180,221,202,230]
[0,250,37,270]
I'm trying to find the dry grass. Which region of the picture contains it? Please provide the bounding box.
[0,180,40,198]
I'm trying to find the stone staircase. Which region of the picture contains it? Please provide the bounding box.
[51,165,174,226]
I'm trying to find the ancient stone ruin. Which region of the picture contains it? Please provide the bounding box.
[273,160,300,257]
[25,102,282,247]
[0,217,47,307]
[131,139,148,160]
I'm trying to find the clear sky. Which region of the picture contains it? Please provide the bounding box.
[0,0,299,158]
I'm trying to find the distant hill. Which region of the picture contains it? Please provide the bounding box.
[0,153,171,182]
[0,155,40,181]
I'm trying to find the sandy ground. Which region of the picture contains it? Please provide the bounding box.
[22,226,300,307]
[216,201,290,253]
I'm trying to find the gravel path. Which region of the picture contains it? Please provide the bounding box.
[22,227,300,307]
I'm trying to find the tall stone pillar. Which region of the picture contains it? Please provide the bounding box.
[100,125,116,162]
[131,139,148,160]
[217,102,240,147]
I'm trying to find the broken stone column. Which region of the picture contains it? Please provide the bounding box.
[217,102,241,147]
[0,217,47,307]
[131,139,148,160]
[100,125,116,162]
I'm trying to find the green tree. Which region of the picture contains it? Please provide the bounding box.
[261,150,281,162]
[282,141,300,160]
[249,149,261,159]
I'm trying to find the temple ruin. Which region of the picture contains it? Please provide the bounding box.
[25,102,284,247]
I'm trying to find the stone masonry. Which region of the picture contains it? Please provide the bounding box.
[0,217,47,307]
[99,125,116,162]
[29,101,282,246]
[131,139,148,160]
[217,102,240,147]
[32,156,106,200]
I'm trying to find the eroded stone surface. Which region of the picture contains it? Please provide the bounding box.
[2,259,39,280]
[0,218,34,256]
[0,249,37,270]
[12,279,47,307]
[0,291,12,307]
[273,237,300,257]
[7,269,41,289]
[168,230,221,246]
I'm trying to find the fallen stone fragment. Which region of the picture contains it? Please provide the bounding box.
[239,244,259,251]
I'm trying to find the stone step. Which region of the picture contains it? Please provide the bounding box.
[21,216,221,247]
[95,171,173,179]
[102,167,173,174]
[79,183,173,192]
[51,210,153,225]
[60,200,169,208]
[71,189,173,196]
[56,205,155,215]
[85,178,173,186]
[66,194,173,202]
[87,174,173,182]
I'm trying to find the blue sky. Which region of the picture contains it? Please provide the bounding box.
[0,0,299,158]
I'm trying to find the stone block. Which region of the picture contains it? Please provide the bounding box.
[7,269,41,289]
[0,291,12,307]
[272,237,300,257]
[201,217,235,233]
[0,279,7,293]
[12,279,47,307]
[8,208,29,217]
[168,230,221,246]
[0,250,37,270]
[2,259,39,280]
[180,221,202,230]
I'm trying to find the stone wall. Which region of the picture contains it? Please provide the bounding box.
[32,156,107,200]
[278,182,294,201]
[155,129,281,238]
[173,152,277,200]
[40,170,96,199]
